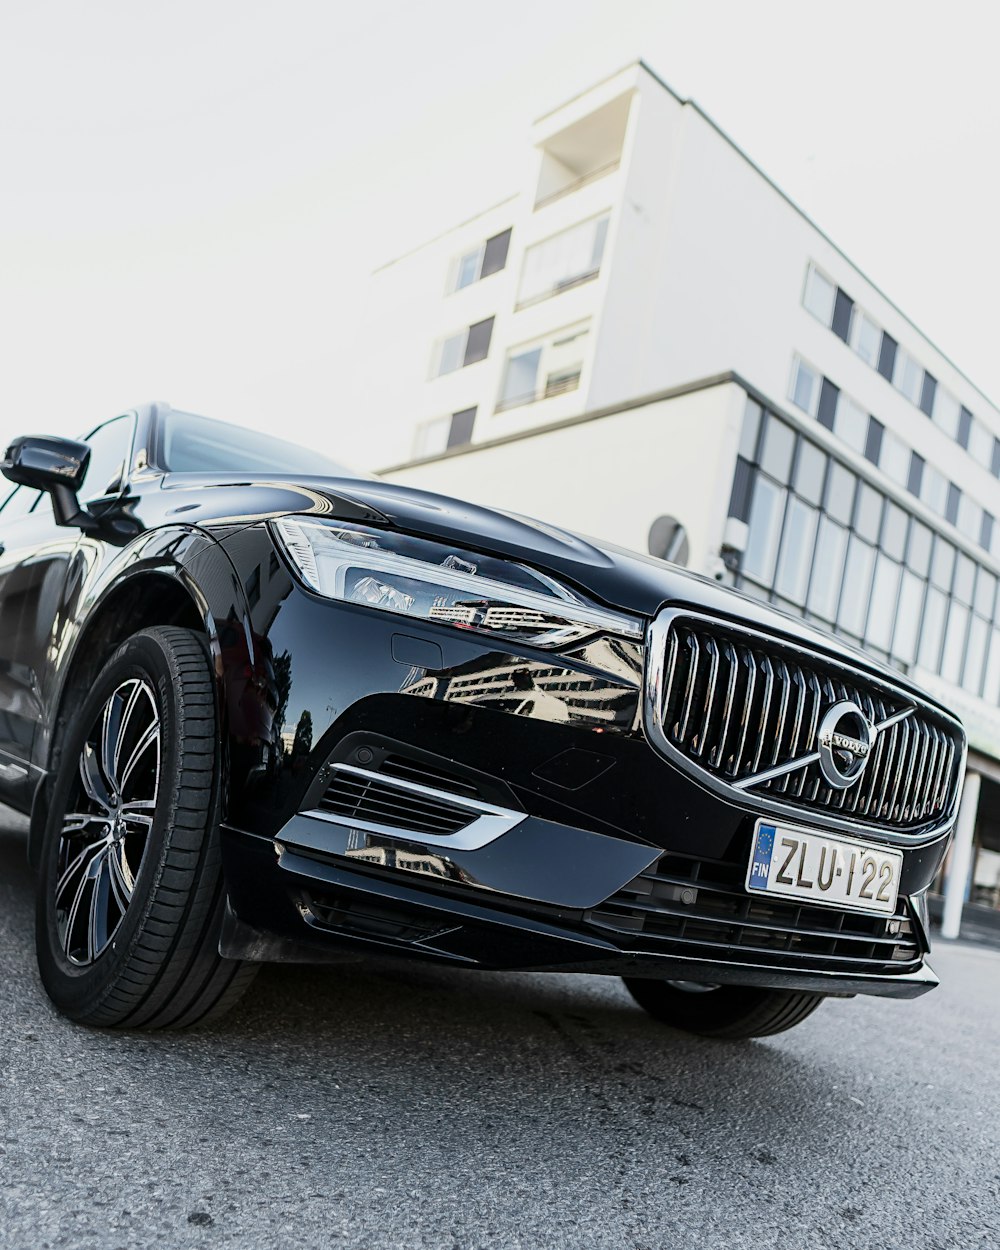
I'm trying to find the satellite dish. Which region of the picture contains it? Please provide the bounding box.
[648,515,689,566]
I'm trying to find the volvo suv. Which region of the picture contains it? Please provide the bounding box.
[0,404,965,1037]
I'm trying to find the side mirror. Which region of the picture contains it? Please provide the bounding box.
[1,435,100,532]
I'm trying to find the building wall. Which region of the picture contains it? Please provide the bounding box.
[368,60,1000,928]
[384,381,745,577]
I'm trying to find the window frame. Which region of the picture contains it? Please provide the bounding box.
[516,211,611,309]
[79,413,138,504]
[449,227,512,293]
[496,322,590,414]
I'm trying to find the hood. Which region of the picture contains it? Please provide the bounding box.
[172,471,937,699]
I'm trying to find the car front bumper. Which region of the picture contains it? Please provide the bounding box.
[212,533,953,1000]
[218,825,939,999]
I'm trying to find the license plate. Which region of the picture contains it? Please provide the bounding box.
[746,820,902,915]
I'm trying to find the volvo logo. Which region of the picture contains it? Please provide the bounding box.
[816,700,875,790]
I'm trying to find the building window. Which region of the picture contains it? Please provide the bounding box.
[932,387,961,439]
[481,229,512,278]
[907,451,924,497]
[803,265,835,324]
[802,264,1000,487]
[877,331,897,381]
[850,310,881,367]
[499,348,542,410]
[452,229,512,291]
[892,347,924,405]
[413,406,478,458]
[731,394,1000,698]
[518,214,610,307]
[921,464,950,517]
[968,417,993,468]
[878,429,910,487]
[413,415,450,457]
[957,406,973,449]
[448,406,477,447]
[437,333,466,376]
[863,417,882,466]
[919,372,937,418]
[833,394,868,455]
[434,316,495,376]
[789,357,820,416]
[832,289,854,342]
[957,492,981,542]
[497,325,589,412]
[817,377,838,429]
[455,250,481,291]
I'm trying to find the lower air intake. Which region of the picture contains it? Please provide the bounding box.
[587,851,920,971]
[318,766,476,836]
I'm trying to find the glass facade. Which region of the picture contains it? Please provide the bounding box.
[730,395,1000,704]
[788,354,997,557]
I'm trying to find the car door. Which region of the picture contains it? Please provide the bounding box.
[0,414,136,810]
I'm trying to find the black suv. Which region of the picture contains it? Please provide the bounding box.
[0,404,965,1037]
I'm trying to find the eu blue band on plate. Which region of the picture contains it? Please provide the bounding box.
[749,823,776,888]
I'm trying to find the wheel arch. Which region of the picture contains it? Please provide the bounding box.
[29,534,247,868]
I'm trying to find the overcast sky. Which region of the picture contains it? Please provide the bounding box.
[2,0,998,469]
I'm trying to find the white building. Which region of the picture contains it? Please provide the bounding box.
[363,61,1000,936]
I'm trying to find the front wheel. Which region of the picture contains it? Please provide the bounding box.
[36,626,257,1028]
[622,977,824,1039]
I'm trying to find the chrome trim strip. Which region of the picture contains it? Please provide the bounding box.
[731,750,820,790]
[302,763,527,850]
[732,705,915,792]
[0,747,44,781]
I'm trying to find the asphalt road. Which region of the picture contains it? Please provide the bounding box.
[1,809,998,1250]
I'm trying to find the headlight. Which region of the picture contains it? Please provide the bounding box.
[272,517,643,648]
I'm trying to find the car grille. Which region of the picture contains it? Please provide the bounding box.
[645,609,964,834]
[587,851,920,970]
[318,767,476,836]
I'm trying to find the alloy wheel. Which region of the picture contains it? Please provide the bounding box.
[54,677,161,966]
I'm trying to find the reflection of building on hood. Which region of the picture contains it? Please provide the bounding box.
[400,656,631,725]
[511,667,571,721]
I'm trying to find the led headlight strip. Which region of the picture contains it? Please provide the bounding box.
[272,517,643,649]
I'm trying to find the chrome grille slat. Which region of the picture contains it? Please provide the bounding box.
[659,629,679,727]
[845,692,877,814]
[675,632,701,743]
[891,720,912,821]
[794,674,823,800]
[769,660,792,770]
[728,646,757,777]
[646,611,965,834]
[711,641,739,769]
[858,698,889,818]
[694,637,721,758]
[919,730,942,821]
[750,655,776,774]
[905,726,932,823]
[933,737,955,813]
[775,666,808,794]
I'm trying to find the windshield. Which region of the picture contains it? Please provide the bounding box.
[156,410,363,478]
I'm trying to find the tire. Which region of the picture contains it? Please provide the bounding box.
[622,977,824,1039]
[35,626,257,1029]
